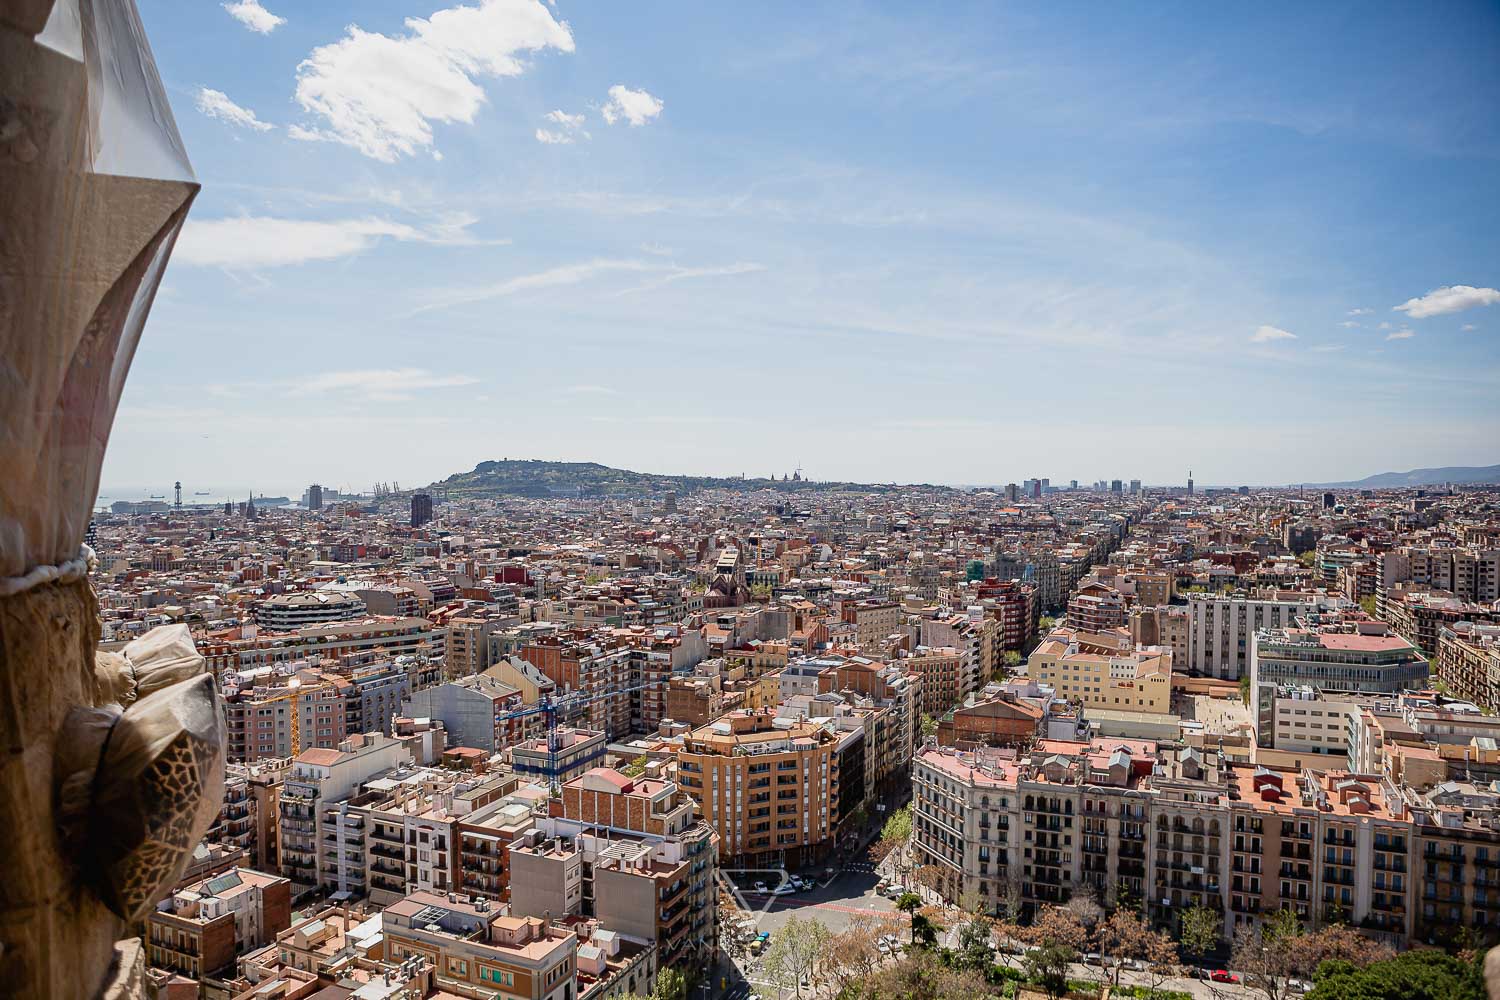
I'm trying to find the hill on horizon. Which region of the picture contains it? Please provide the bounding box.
[1313,463,1500,489]
[430,459,928,498]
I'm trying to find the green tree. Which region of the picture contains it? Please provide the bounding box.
[1240,675,1252,706]
[621,754,648,777]
[956,913,995,970]
[1039,615,1057,631]
[1305,949,1483,1000]
[1024,943,1076,999]
[871,804,912,867]
[654,967,688,1000]
[764,915,832,997]
[896,892,923,942]
[1003,650,1023,668]
[920,714,940,742]
[1360,595,1379,617]
[1177,902,1221,962]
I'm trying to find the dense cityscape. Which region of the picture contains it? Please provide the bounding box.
[6,1,1497,998]
[88,470,1500,999]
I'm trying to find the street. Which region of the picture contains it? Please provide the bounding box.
[718,840,1264,1000]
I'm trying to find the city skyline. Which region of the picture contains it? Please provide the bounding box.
[106,0,1500,491]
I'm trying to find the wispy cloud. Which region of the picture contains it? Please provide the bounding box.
[1385,328,1416,341]
[1309,344,1346,353]
[292,0,574,161]
[1462,323,1477,332]
[195,87,274,131]
[290,368,480,402]
[1250,324,1296,343]
[1346,307,1373,316]
[1394,285,1500,319]
[567,385,618,395]
[175,213,495,269]
[1339,320,1360,328]
[614,262,766,296]
[223,0,284,34]
[601,85,664,126]
[412,259,654,316]
[413,258,764,315]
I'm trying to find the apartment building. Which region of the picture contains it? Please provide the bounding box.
[1256,685,1362,758]
[402,673,529,753]
[678,709,839,868]
[223,669,349,763]
[147,868,291,980]
[903,645,966,719]
[1066,581,1128,633]
[1187,593,1325,679]
[383,894,577,1000]
[459,791,551,902]
[665,675,722,726]
[1379,583,1500,656]
[1397,779,1500,948]
[556,767,718,967]
[841,600,901,650]
[279,733,412,894]
[254,591,366,630]
[976,579,1038,652]
[813,656,922,798]
[912,739,1426,947]
[511,728,608,785]
[338,656,411,736]
[1027,627,1172,715]
[1436,621,1500,711]
[1380,546,1500,604]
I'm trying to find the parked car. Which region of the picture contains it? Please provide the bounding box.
[1210,970,1240,984]
[753,881,768,893]
[877,939,892,955]
[772,884,796,895]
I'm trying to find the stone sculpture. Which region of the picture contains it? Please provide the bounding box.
[1,0,216,995]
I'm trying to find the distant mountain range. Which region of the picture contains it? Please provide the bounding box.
[431,459,914,498]
[1313,464,1500,489]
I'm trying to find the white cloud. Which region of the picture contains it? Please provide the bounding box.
[535,109,589,144]
[291,368,479,402]
[1386,329,1416,341]
[1338,320,1359,328]
[1346,307,1372,316]
[1462,323,1477,332]
[1249,325,1296,343]
[293,0,574,161]
[194,87,274,132]
[223,0,284,33]
[1394,284,1500,319]
[600,84,663,126]
[1310,344,1346,353]
[175,214,492,269]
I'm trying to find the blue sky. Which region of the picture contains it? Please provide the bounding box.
[103,0,1500,495]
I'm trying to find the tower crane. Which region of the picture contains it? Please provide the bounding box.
[494,675,675,786]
